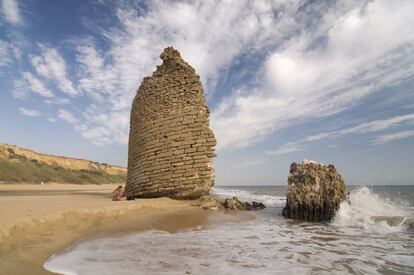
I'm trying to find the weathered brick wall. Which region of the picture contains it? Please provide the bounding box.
[124,47,216,199]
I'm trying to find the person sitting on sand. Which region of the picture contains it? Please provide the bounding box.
[112,185,127,201]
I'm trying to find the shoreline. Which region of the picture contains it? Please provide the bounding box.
[0,183,253,275]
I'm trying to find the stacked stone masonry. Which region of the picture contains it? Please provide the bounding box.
[125,47,216,200]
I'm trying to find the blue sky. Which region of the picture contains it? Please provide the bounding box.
[1,0,413,185]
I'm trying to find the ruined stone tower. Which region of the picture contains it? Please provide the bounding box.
[124,47,216,200]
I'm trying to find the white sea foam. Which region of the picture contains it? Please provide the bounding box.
[333,186,412,233]
[44,186,414,275]
[44,215,414,275]
[212,187,286,208]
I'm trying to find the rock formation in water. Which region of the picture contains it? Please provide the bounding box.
[282,160,347,221]
[223,197,266,210]
[125,47,216,200]
[192,195,266,211]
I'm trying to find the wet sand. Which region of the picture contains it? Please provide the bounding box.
[0,184,252,275]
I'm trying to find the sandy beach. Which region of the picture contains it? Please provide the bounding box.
[0,183,250,275]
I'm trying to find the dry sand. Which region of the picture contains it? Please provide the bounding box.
[0,183,251,275]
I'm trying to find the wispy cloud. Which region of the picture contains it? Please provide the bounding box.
[58,109,78,124]
[268,142,304,155]
[0,40,12,69]
[327,144,341,149]
[64,0,286,146]
[8,0,414,149]
[13,72,54,99]
[74,107,129,146]
[30,46,78,97]
[44,97,71,105]
[272,113,414,154]
[372,130,414,145]
[19,107,40,117]
[1,0,21,24]
[339,114,414,135]
[213,0,414,150]
[75,125,112,147]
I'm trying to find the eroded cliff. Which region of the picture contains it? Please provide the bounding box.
[0,143,126,184]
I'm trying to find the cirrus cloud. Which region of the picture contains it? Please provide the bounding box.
[8,0,414,150]
[13,72,54,99]
[270,113,414,154]
[213,0,414,150]
[1,0,21,24]
[19,107,40,117]
[58,109,78,124]
[30,46,78,97]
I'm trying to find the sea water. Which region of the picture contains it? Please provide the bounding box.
[44,186,414,275]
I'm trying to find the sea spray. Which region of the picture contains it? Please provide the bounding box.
[332,186,412,233]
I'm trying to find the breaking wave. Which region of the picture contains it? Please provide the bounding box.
[333,186,414,233]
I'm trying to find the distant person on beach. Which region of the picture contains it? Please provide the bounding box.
[112,185,127,201]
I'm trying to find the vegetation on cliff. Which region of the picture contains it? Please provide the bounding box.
[0,144,126,184]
